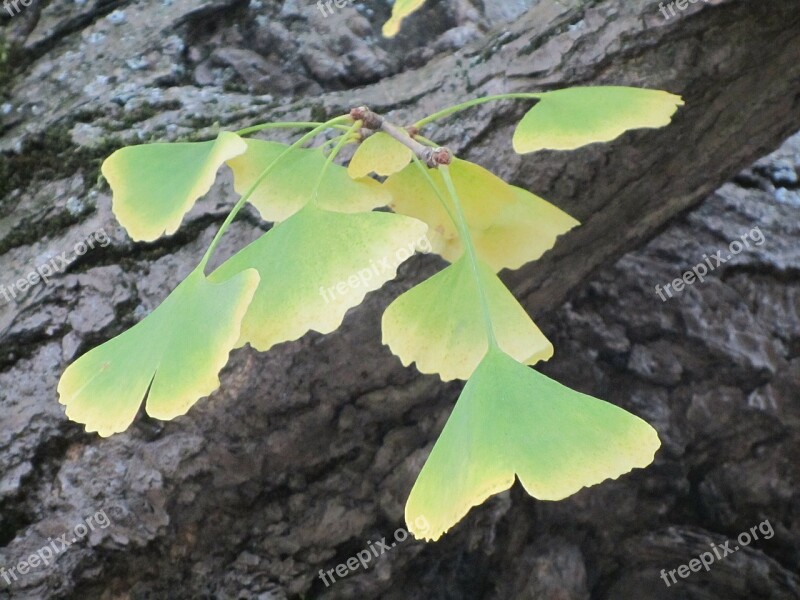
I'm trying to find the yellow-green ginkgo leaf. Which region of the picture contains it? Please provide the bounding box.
[513,87,684,153]
[382,0,426,37]
[382,255,552,381]
[211,204,429,352]
[58,267,260,437]
[102,132,247,242]
[406,347,661,541]
[227,139,390,222]
[348,132,414,179]
[385,158,516,260]
[472,186,580,272]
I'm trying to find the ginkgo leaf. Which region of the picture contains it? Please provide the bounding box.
[227,139,390,222]
[513,87,684,154]
[385,158,516,259]
[472,186,580,271]
[348,132,414,179]
[382,255,552,381]
[58,267,260,437]
[382,0,426,37]
[406,348,661,541]
[102,132,248,242]
[211,204,428,352]
[386,161,575,270]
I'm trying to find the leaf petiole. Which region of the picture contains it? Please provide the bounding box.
[413,93,541,129]
[440,165,499,348]
[201,115,352,270]
[412,134,439,148]
[410,154,457,227]
[235,121,353,137]
[310,120,362,204]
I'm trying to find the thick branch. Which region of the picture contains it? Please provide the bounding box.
[1,1,799,599]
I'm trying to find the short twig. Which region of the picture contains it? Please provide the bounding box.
[350,106,452,168]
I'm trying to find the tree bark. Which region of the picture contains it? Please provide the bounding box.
[0,0,799,598]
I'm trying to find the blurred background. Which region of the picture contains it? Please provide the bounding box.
[1,0,799,598]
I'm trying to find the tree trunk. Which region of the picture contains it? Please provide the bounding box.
[1,0,799,598]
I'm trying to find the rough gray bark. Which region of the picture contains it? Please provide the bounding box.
[0,0,799,599]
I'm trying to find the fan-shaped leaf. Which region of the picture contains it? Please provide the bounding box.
[348,132,414,179]
[386,160,575,270]
[211,204,428,351]
[406,348,661,541]
[385,158,516,260]
[58,267,260,437]
[513,87,684,154]
[382,255,552,381]
[382,0,426,37]
[102,132,248,242]
[472,186,579,271]
[227,139,389,222]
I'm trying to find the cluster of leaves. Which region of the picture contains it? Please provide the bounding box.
[58,87,683,541]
